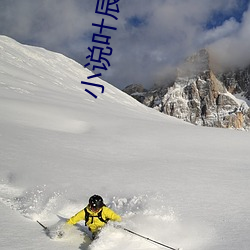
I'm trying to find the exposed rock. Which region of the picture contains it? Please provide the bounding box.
[123,84,147,95]
[123,84,147,103]
[123,49,250,130]
[217,66,250,100]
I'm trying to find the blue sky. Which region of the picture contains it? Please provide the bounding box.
[206,0,249,29]
[0,0,249,89]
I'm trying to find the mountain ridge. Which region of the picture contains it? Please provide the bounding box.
[123,49,250,130]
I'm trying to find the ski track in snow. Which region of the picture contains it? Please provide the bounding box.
[0,180,211,250]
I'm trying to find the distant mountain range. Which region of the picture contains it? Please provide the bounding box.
[123,49,250,130]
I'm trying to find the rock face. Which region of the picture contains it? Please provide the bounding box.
[124,49,250,130]
[123,84,147,103]
[217,66,250,100]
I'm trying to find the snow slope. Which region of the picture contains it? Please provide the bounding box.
[0,35,250,250]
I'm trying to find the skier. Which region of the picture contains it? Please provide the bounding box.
[66,194,121,239]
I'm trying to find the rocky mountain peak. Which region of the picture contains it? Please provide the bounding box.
[123,49,250,130]
[177,49,210,78]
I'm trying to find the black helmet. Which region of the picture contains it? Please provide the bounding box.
[89,195,104,210]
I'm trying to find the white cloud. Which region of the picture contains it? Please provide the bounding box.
[209,5,250,68]
[0,0,249,88]
[200,17,240,45]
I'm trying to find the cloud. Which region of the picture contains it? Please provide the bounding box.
[0,0,249,89]
[111,0,249,87]
[200,18,240,45]
[209,4,250,69]
[0,1,96,57]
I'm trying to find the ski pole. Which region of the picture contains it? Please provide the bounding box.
[122,227,180,250]
[37,220,48,231]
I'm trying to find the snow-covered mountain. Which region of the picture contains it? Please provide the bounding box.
[0,36,250,250]
[124,49,250,130]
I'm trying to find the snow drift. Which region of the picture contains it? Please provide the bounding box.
[0,36,250,250]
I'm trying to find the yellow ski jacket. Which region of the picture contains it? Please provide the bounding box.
[67,206,121,233]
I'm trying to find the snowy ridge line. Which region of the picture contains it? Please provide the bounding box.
[0,35,143,109]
